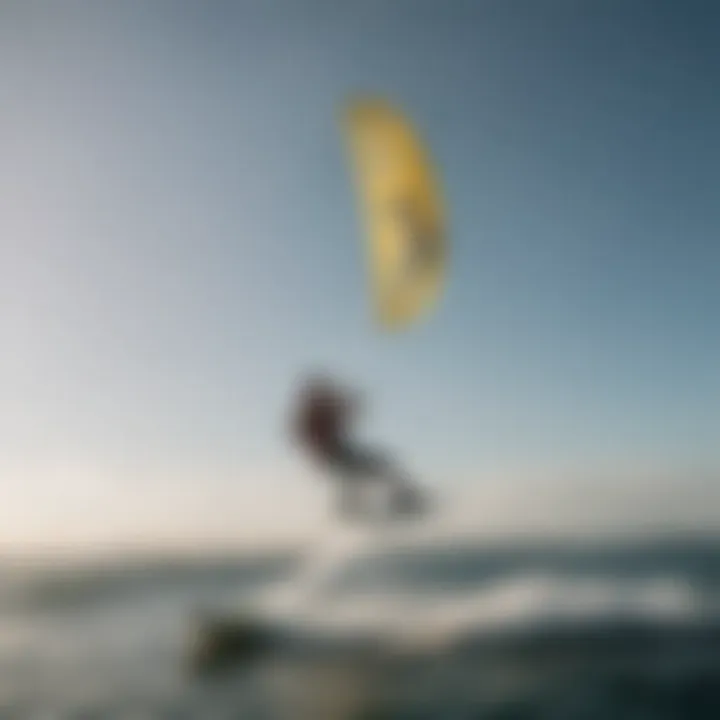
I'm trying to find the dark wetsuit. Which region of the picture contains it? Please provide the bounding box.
[292,379,427,519]
[294,385,385,478]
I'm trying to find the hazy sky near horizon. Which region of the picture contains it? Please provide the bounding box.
[1,0,719,548]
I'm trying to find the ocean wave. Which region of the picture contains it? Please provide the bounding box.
[1,542,720,719]
[273,570,716,653]
[2,538,719,624]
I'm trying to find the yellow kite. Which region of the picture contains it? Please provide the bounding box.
[342,98,447,330]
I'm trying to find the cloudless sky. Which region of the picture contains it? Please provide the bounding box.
[1,0,718,549]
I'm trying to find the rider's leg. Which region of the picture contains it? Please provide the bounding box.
[329,439,427,517]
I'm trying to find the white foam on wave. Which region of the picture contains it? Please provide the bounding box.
[248,519,717,652]
[269,566,708,651]
[404,573,703,644]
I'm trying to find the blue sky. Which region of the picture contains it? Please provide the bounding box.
[1,1,718,548]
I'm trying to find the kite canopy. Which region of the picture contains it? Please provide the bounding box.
[342,98,447,331]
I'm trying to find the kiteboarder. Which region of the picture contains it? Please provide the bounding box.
[291,373,427,520]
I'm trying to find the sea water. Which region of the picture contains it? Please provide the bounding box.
[0,537,719,719]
